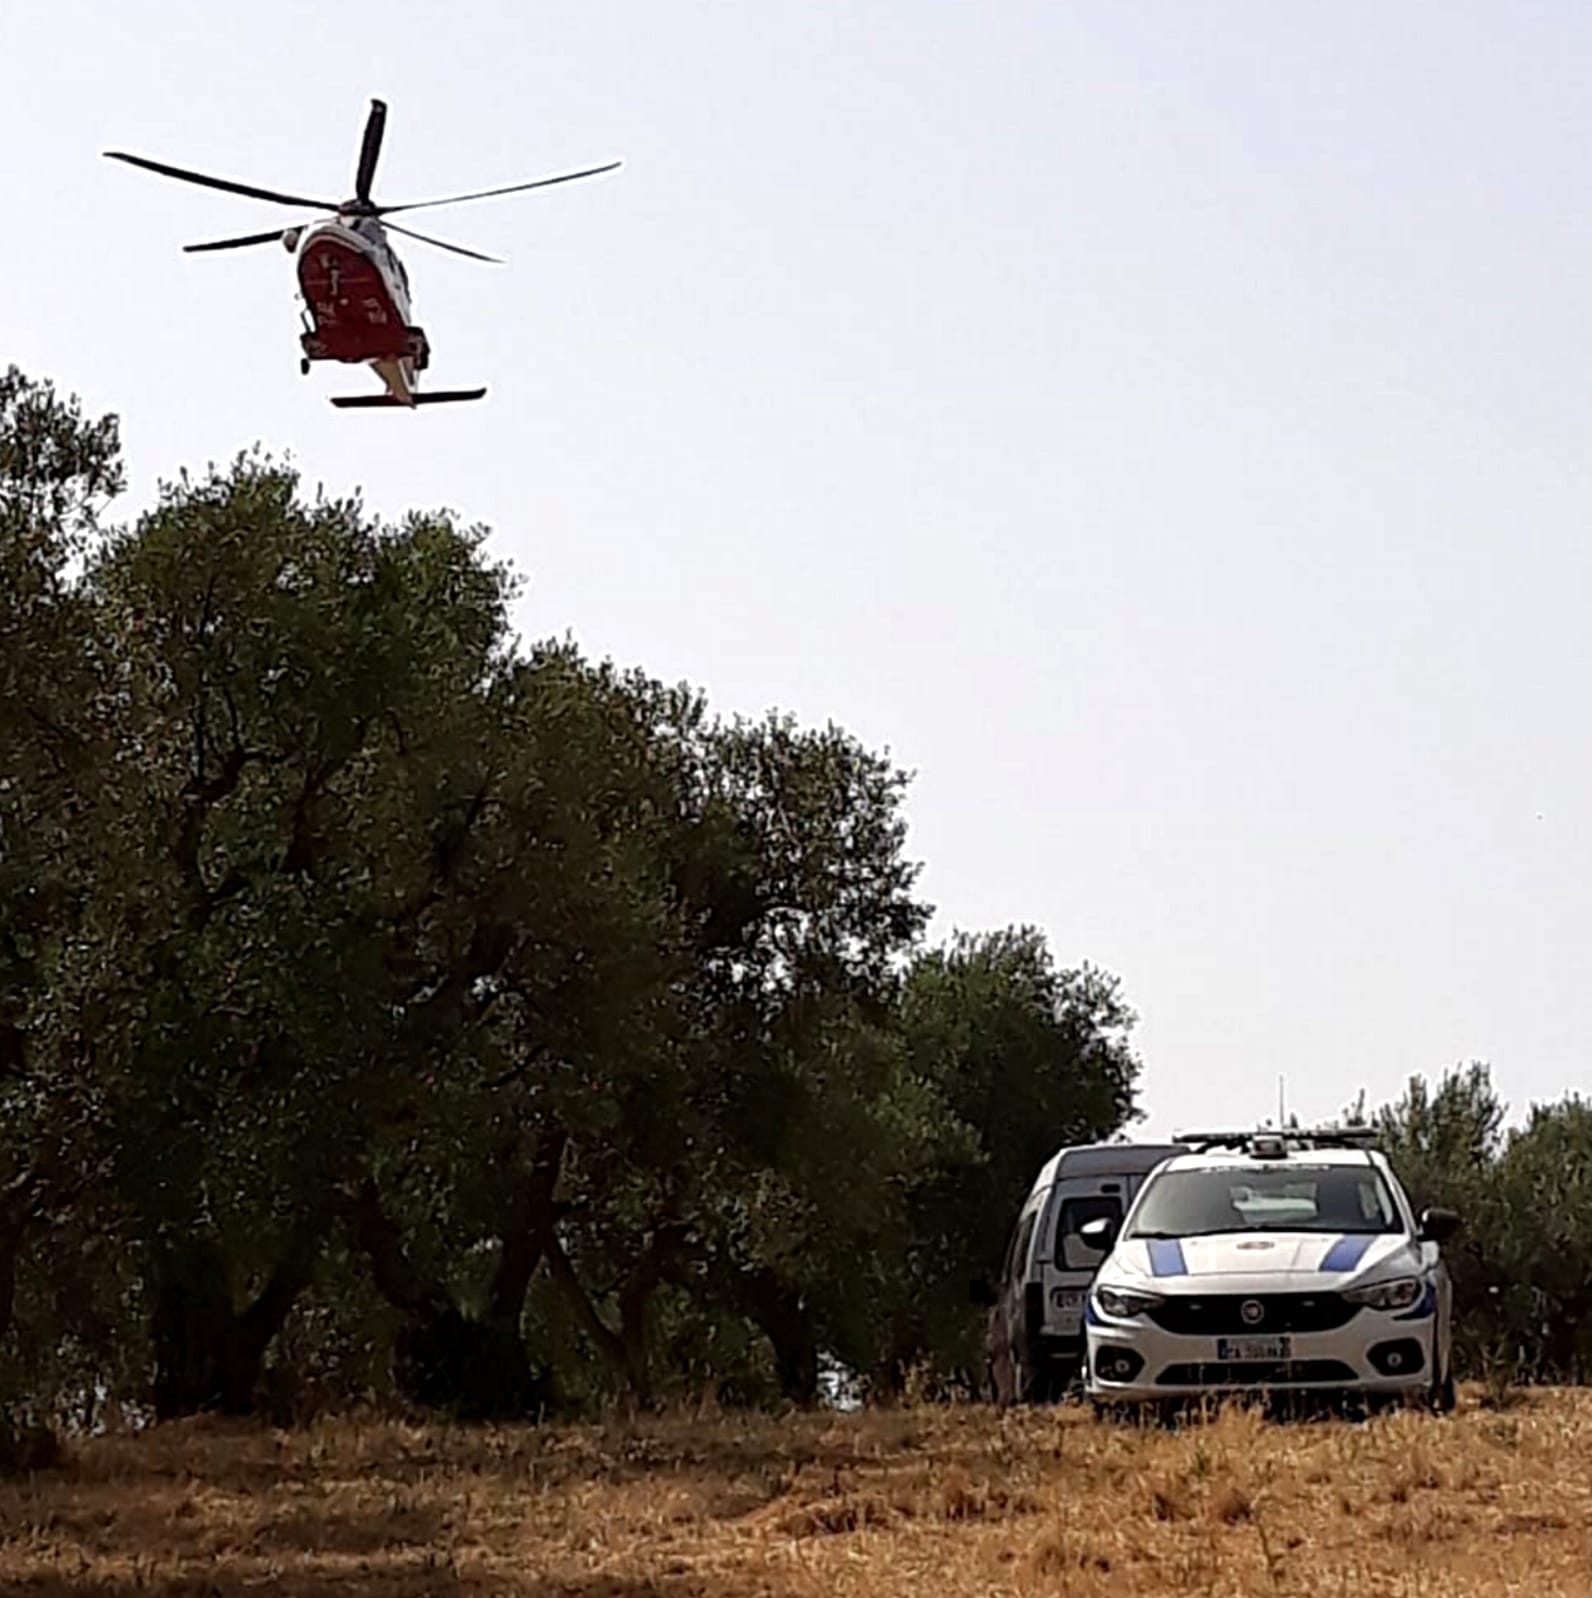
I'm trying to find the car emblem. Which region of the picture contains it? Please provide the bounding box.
[1240,1299,1265,1326]
[1236,1238,1274,1250]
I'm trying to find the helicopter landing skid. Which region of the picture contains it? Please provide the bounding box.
[329,388,486,408]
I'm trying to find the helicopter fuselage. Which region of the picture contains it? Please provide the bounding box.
[295,216,429,404]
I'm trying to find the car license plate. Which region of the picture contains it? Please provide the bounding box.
[1216,1335,1291,1361]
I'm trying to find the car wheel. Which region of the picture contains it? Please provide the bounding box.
[1436,1367,1457,1414]
[1432,1348,1457,1412]
[1431,1340,1457,1415]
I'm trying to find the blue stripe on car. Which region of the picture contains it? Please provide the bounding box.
[1319,1234,1373,1272]
[1147,1238,1187,1277]
[1084,1298,1101,1326]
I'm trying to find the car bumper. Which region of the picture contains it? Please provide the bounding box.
[1084,1311,1435,1403]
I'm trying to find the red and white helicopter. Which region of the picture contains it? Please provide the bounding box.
[106,99,619,409]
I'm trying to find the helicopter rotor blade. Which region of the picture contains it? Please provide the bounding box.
[183,227,299,253]
[354,98,387,205]
[103,151,335,211]
[377,160,622,216]
[384,221,503,264]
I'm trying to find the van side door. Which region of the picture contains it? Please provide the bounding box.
[1042,1183,1128,1342]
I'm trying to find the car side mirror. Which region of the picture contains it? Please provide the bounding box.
[1078,1217,1119,1251]
[969,1275,997,1308]
[1419,1206,1461,1245]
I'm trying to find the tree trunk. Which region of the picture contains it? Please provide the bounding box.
[868,1312,929,1405]
[542,1215,695,1407]
[719,1265,820,1406]
[150,1223,322,1419]
[390,1308,552,1421]
[352,1174,554,1421]
[0,1145,78,1352]
[488,1129,566,1325]
[544,1230,649,1403]
[0,1220,23,1350]
[1542,1291,1592,1383]
[0,1170,36,1349]
[757,1280,820,1406]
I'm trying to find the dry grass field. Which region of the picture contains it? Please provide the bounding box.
[2,1389,1590,1596]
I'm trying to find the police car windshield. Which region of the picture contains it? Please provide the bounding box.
[1125,1165,1401,1239]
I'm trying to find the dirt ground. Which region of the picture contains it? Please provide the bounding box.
[1,1387,1589,1596]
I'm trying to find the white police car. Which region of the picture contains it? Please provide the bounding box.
[1081,1127,1461,1413]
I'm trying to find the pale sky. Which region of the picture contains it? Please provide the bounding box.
[5,2,1590,1140]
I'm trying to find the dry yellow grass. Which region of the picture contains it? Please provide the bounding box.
[2,1388,1590,1595]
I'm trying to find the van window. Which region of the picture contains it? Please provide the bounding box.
[1055,1194,1124,1269]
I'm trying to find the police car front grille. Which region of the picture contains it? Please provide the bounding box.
[1156,1359,1358,1387]
[1146,1294,1360,1336]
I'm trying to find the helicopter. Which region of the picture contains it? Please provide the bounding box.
[105,99,620,408]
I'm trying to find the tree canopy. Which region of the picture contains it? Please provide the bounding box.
[0,368,1148,1422]
[1369,1065,1592,1383]
[10,365,1586,1424]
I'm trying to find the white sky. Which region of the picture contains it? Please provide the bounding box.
[5,1,1590,1139]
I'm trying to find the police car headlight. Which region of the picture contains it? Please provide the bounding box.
[1343,1277,1422,1312]
[1094,1285,1163,1319]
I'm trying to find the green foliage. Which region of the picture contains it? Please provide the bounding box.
[865,929,1141,1389]
[0,369,127,1404]
[13,362,1592,1420]
[0,366,1149,1422]
[1368,1065,1592,1384]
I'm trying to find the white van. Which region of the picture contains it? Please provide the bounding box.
[976,1141,1184,1403]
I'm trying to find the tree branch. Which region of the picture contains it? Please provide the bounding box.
[543,1229,640,1395]
[236,1212,326,1362]
[349,1177,454,1323]
[191,575,220,785]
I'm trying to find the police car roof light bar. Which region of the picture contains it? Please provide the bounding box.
[1171,1125,1381,1154]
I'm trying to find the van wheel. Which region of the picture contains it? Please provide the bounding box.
[1028,1362,1068,1405]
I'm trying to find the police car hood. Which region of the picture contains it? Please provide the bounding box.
[1113,1230,1416,1292]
